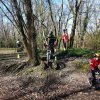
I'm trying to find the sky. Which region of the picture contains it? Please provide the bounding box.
[1,0,99,34]
[0,0,72,34]
[54,0,100,34]
[54,0,67,4]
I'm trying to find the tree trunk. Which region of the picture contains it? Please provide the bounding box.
[70,15,77,48]
[24,0,39,65]
[69,0,82,48]
[11,0,39,66]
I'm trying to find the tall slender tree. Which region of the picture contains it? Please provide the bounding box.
[47,0,57,36]
[68,0,82,48]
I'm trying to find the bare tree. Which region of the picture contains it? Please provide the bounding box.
[47,0,57,36]
[68,0,82,48]
[0,0,39,65]
[58,0,63,34]
[79,0,94,48]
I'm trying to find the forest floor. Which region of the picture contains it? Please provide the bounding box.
[0,55,100,100]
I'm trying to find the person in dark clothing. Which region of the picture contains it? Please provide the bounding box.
[16,39,20,48]
[16,39,23,52]
[48,31,56,54]
[44,31,57,55]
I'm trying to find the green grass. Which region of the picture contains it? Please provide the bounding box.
[73,60,90,72]
[16,65,48,78]
[55,48,100,59]
[0,48,16,50]
[0,48,16,54]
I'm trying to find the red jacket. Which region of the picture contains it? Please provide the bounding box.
[90,58,100,70]
[61,32,69,43]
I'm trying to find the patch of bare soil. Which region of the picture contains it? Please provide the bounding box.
[0,57,100,100]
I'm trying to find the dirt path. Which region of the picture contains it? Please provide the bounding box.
[0,57,100,100]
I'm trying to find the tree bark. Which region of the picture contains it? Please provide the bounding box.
[11,0,39,66]
[69,0,82,48]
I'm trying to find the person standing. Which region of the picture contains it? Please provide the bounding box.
[16,39,23,56]
[46,31,57,55]
[61,29,69,50]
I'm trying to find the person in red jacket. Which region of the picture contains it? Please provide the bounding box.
[90,53,100,86]
[61,29,69,50]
